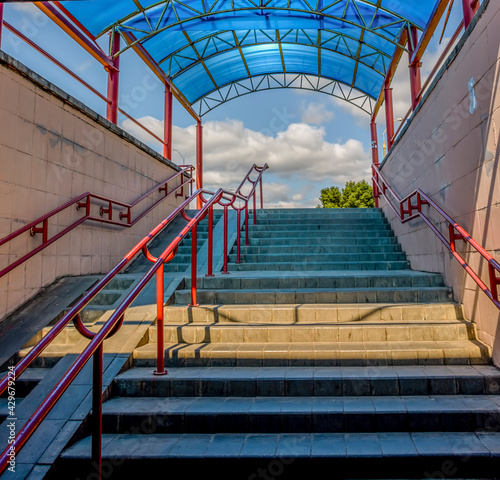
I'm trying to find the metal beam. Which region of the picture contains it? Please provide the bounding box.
[36,2,115,70]
[121,31,200,121]
[371,28,408,122]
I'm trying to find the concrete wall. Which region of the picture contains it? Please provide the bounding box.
[379,0,500,362]
[0,52,187,321]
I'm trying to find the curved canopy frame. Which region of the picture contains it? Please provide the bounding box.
[60,0,441,114]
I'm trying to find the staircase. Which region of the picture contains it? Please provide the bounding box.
[9,207,500,479]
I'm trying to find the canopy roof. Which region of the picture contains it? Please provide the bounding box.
[60,0,441,115]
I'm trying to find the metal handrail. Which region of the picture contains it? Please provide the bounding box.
[372,165,500,308]
[0,166,194,278]
[0,165,269,478]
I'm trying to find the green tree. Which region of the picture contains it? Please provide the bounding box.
[318,180,375,208]
[318,186,342,208]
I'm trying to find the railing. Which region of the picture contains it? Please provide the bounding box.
[0,164,268,478]
[372,165,500,309]
[391,20,465,147]
[0,166,194,279]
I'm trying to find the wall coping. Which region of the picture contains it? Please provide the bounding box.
[0,50,180,172]
[379,0,491,171]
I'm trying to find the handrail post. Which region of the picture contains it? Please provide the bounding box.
[106,31,120,124]
[222,205,229,274]
[253,193,257,225]
[489,264,500,302]
[206,206,214,277]
[92,343,103,480]
[154,263,167,375]
[190,224,199,306]
[260,178,264,209]
[245,203,250,246]
[236,209,242,264]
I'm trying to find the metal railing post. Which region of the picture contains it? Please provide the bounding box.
[206,206,214,277]
[92,344,103,480]
[253,193,257,225]
[236,209,241,264]
[260,178,264,209]
[190,224,198,305]
[223,205,229,274]
[154,263,167,375]
[245,203,250,246]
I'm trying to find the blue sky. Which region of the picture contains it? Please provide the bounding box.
[3,2,466,207]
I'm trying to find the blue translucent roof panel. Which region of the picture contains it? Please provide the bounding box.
[59,0,441,112]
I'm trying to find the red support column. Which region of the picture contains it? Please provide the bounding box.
[408,26,422,111]
[164,84,173,160]
[196,120,203,209]
[370,121,380,207]
[0,4,4,49]
[384,82,395,151]
[106,32,120,124]
[462,0,479,29]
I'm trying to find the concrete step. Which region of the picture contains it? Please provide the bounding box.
[149,321,474,344]
[173,286,453,305]
[185,271,446,290]
[246,223,392,232]
[132,339,489,367]
[57,431,500,480]
[112,365,500,397]
[253,218,389,225]
[245,230,395,239]
[162,303,464,324]
[248,237,399,246]
[0,368,50,398]
[228,260,410,271]
[227,252,407,264]
[233,245,403,254]
[98,394,500,434]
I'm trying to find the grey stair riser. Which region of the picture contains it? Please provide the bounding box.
[185,274,445,290]
[149,323,474,344]
[112,367,500,397]
[56,447,500,480]
[245,231,395,239]
[246,224,392,232]
[100,409,500,434]
[232,245,402,254]
[162,304,464,324]
[174,287,453,305]
[248,237,399,246]
[228,253,407,263]
[228,261,410,271]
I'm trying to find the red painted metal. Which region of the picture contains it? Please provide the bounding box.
[0,167,194,280]
[462,0,479,28]
[0,4,4,49]
[236,209,242,263]
[164,85,173,160]
[222,205,229,274]
[106,32,120,124]
[92,344,103,473]
[408,26,422,111]
[370,121,380,207]
[155,263,166,375]
[118,107,167,147]
[384,83,395,151]
[373,165,500,309]
[206,206,214,277]
[196,120,203,209]
[3,21,110,104]
[0,165,268,478]
[190,224,199,306]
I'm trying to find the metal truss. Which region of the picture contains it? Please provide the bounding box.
[191,73,375,116]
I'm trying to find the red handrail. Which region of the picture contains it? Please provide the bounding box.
[0,164,269,478]
[0,166,194,279]
[372,165,500,308]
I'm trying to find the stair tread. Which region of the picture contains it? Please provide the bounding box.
[61,432,500,459]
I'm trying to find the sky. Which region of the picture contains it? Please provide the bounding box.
[2,2,466,208]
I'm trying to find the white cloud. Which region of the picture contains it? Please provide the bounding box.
[301,102,335,124]
[121,117,371,208]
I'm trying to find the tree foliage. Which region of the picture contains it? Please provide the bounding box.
[318,180,375,208]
